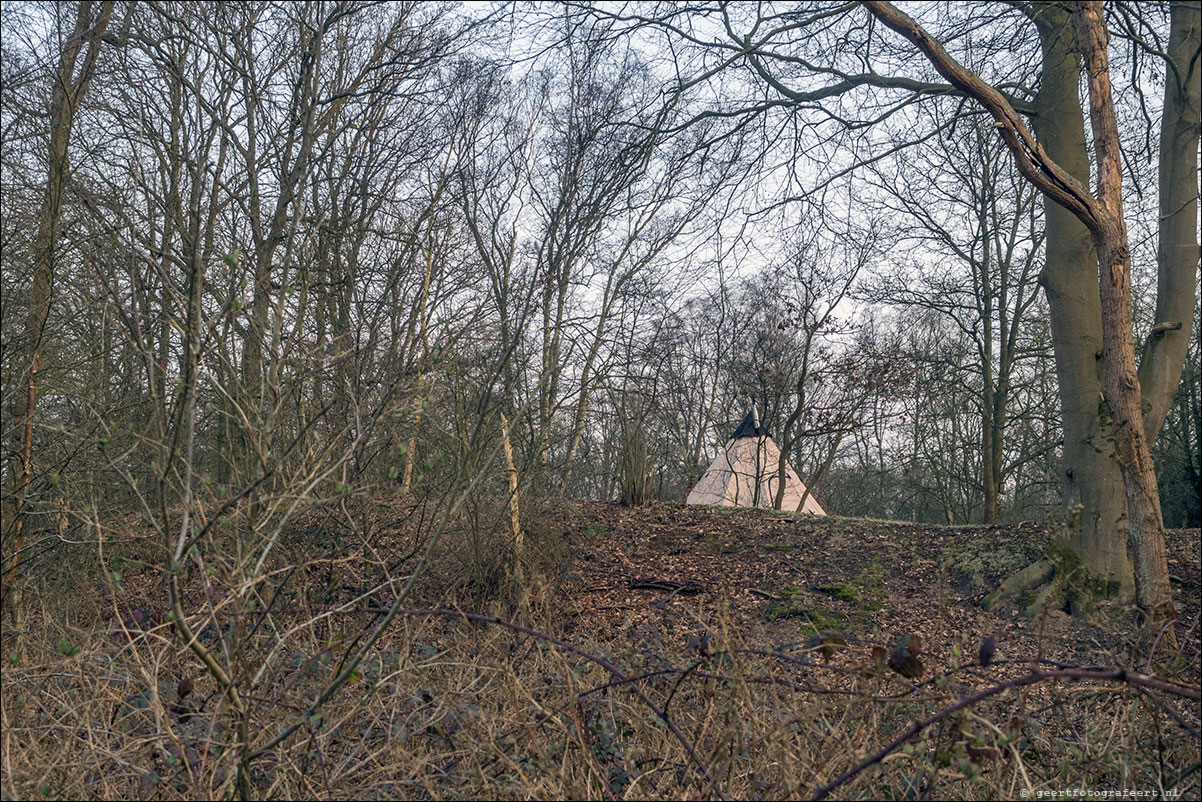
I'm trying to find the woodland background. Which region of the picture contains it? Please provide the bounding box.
[0,2,1199,800]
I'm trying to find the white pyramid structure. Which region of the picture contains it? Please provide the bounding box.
[686,406,827,515]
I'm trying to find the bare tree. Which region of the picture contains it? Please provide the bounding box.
[766,215,878,511]
[862,0,1197,625]
[863,113,1047,523]
[1,0,115,619]
[598,0,1197,619]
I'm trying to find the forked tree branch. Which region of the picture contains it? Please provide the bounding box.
[860,1,1110,235]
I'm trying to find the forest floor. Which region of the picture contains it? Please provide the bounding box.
[3,498,1199,800]
[541,500,1201,669]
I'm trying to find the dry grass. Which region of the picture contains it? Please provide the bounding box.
[2,500,1198,800]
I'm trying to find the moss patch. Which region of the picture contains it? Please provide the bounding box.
[761,585,848,629]
[761,601,846,629]
[814,582,860,604]
[813,564,887,612]
[948,541,1035,594]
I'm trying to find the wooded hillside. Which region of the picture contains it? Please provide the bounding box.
[1,2,1198,800]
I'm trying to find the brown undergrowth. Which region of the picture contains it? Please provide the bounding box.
[2,497,1198,800]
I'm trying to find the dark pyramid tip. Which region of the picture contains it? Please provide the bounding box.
[731,406,767,438]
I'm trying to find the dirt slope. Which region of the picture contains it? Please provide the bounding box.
[542,500,1201,668]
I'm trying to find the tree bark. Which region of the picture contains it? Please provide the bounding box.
[1138,3,1201,447]
[1028,3,1132,595]
[237,11,324,489]
[775,381,807,511]
[501,413,524,574]
[400,229,439,495]
[1074,0,1175,620]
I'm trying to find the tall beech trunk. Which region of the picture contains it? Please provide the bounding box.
[1139,3,1201,448]
[1029,4,1131,594]
[1074,1,1175,620]
[775,382,807,511]
[863,0,1194,623]
[977,171,999,524]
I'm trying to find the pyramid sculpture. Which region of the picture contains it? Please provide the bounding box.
[686,405,827,515]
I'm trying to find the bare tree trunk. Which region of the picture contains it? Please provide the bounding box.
[795,430,844,514]
[501,413,523,574]
[976,158,1001,524]
[1074,1,1174,621]
[400,195,446,494]
[400,376,425,495]
[775,394,806,511]
[2,1,114,612]
[558,294,616,492]
[1028,4,1132,596]
[1138,3,1201,447]
[238,9,324,492]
